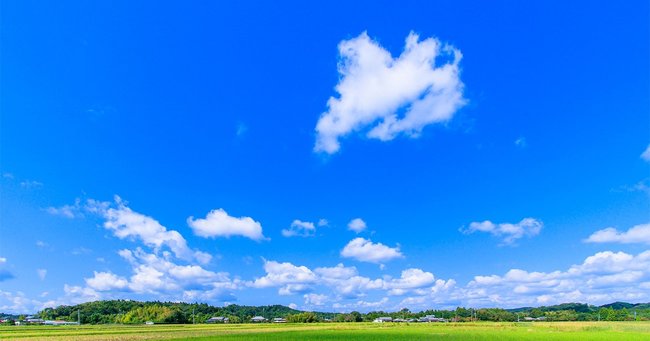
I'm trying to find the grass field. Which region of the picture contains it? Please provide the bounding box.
[1,322,649,340]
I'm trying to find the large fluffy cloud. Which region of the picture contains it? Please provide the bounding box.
[83,248,237,302]
[188,209,266,241]
[87,197,211,264]
[249,260,317,295]
[383,268,436,296]
[251,260,444,303]
[585,222,650,244]
[314,31,465,154]
[461,218,542,245]
[315,264,383,298]
[340,238,403,263]
[461,250,650,307]
[85,271,129,291]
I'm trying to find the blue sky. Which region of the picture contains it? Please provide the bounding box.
[1,1,649,313]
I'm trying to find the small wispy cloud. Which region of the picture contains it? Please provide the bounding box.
[45,198,83,218]
[20,180,43,189]
[461,218,543,245]
[515,137,527,148]
[282,220,316,238]
[71,247,93,255]
[641,144,650,162]
[236,122,248,137]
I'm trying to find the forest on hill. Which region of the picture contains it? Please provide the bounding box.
[2,300,648,324]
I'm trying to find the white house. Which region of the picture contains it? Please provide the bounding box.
[251,316,267,323]
[373,317,393,323]
[206,316,228,323]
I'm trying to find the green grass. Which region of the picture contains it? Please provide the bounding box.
[1,322,649,340]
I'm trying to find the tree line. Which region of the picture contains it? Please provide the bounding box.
[10,300,649,325]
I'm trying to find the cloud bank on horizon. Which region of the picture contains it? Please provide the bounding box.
[2,194,649,314]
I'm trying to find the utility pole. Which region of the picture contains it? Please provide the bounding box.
[193,307,195,325]
[77,310,80,325]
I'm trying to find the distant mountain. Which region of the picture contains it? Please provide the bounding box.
[600,302,636,310]
[508,302,650,313]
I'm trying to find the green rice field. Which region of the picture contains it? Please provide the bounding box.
[1,322,650,340]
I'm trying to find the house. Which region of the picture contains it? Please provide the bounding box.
[523,316,546,321]
[419,315,446,323]
[206,316,228,323]
[272,317,287,323]
[393,318,407,323]
[373,317,393,323]
[26,318,44,324]
[145,321,154,325]
[251,316,267,323]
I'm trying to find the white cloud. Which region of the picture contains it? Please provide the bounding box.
[314,263,358,279]
[116,248,236,295]
[188,208,266,241]
[515,137,527,148]
[318,219,329,227]
[462,250,650,307]
[641,144,650,161]
[37,269,47,281]
[85,271,129,291]
[20,180,43,189]
[88,196,211,264]
[0,257,6,264]
[0,290,50,314]
[384,268,436,295]
[461,218,542,245]
[304,293,328,306]
[250,260,317,295]
[332,297,390,311]
[586,223,650,244]
[314,31,465,154]
[236,122,248,137]
[316,264,383,298]
[282,220,316,237]
[45,199,82,218]
[347,218,367,233]
[397,279,457,309]
[341,238,403,264]
[63,284,102,304]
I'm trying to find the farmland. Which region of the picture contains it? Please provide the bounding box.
[2,321,650,340]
